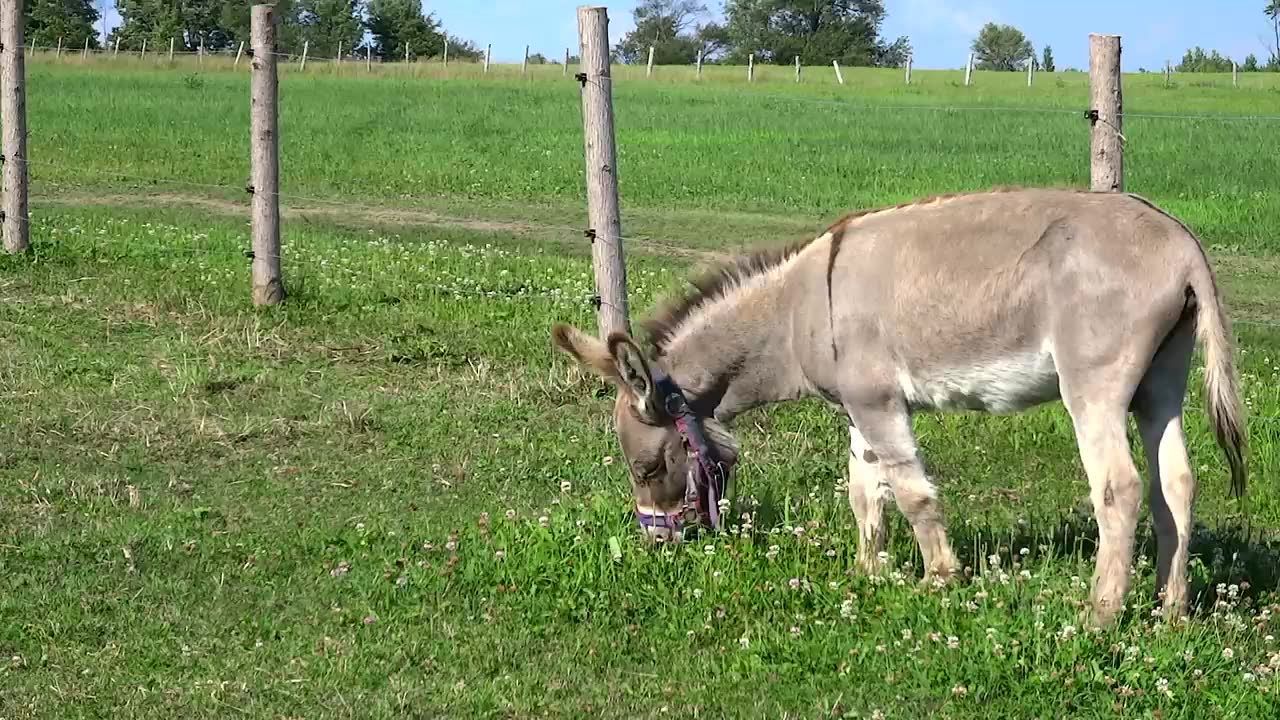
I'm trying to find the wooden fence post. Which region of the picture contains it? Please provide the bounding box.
[366,45,371,72]
[576,6,629,338]
[1232,61,1238,88]
[1164,60,1170,87]
[198,37,204,66]
[696,48,702,79]
[300,40,309,71]
[168,37,174,63]
[82,36,88,60]
[563,47,569,75]
[55,36,62,58]
[2,0,30,253]
[964,52,973,85]
[646,45,653,77]
[443,35,448,67]
[794,55,800,82]
[114,36,120,58]
[140,38,146,61]
[234,40,244,67]
[523,44,529,74]
[1027,55,1034,86]
[484,43,491,73]
[905,55,912,84]
[832,60,843,85]
[250,4,284,305]
[747,52,754,82]
[1088,33,1123,193]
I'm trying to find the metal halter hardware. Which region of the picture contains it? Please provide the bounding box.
[634,370,729,538]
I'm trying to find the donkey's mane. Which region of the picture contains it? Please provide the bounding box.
[641,186,1039,356]
[642,237,814,355]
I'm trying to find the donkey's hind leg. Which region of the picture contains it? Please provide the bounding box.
[1132,318,1198,621]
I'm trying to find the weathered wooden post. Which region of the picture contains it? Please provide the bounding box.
[300,39,309,71]
[576,6,629,338]
[832,60,843,84]
[905,55,912,84]
[82,36,89,60]
[794,55,800,82]
[250,4,285,305]
[646,45,654,77]
[168,37,174,63]
[964,52,973,85]
[523,44,530,74]
[747,52,754,82]
[234,40,244,67]
[140,38,146,61]
[2,0,30,253]
[696,48,702,79]
[113,36,120,58]
[1232,61,1238,88]
[484,43,491,73]
[1088,33,1123,193]
[1027,54,1034,86]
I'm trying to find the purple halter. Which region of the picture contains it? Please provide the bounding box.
[635,371,729,537]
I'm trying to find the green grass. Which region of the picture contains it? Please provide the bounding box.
[4,61,1280,717]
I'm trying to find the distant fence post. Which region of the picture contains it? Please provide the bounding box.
[442,35,448,67]
[250,4,285,306]
[55,36,62,58]
[832,59,843,85]
[405,42,410,64]
[964,52,973,85]
[168,37,174,63]
[563,47,569,74]
[905,55,912,84]
[234,40,244,67]
[523,44,530,74]
[300,39,309,71]
[646,45,653,77]
[82,36,88,60]
[1164,60,1170,87]
[1027,55,1034,86]
[366,45,371,72]
[1088,33,1123,193]
[794,55,800,82]
[113,36,120,58]
[140,38,146,61]
[696,49,702,79]
[1232,61,1238,88]
[198,37,204,66]
[2,0,30,253]
[576,6,629,338]
[484,43,491,73]
[747,53,754,82]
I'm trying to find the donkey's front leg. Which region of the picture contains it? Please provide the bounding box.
[847,425,890,573]
[849,403,957,583]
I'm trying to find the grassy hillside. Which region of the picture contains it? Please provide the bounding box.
[3,60,1280,718]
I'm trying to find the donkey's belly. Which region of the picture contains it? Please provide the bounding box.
[896,342,1060,414]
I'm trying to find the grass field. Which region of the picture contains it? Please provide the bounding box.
[3,58,1280,718]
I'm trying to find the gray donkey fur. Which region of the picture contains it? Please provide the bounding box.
[552,187,1247,627]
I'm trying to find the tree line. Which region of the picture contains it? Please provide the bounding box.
[24,0,1280,72]
[22,0,484,61]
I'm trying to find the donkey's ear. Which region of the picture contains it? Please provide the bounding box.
[551,323,621,383]
[607,332,664,423]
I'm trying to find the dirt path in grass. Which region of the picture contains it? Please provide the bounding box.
[37,191,730,262]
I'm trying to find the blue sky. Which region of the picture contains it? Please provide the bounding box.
[97,1,1275,71]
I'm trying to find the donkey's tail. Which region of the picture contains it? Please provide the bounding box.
[1189,260,1248,499]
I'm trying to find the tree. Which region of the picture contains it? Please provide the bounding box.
[110,0,186,51]
[26,0,101,49]
[1041,44,1055,72]
[1267,1,1280,68]
[971,22,1032,71]
[366,0,445,61]
[615,0,714,65]
[1176,46,1235,72]
[720,0,911,67]
[292,0,363,57]
[1244,53,1260,71]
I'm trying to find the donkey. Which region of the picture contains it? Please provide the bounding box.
[551,187,1247,627]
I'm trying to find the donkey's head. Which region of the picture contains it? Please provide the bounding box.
[552,323,739,542]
